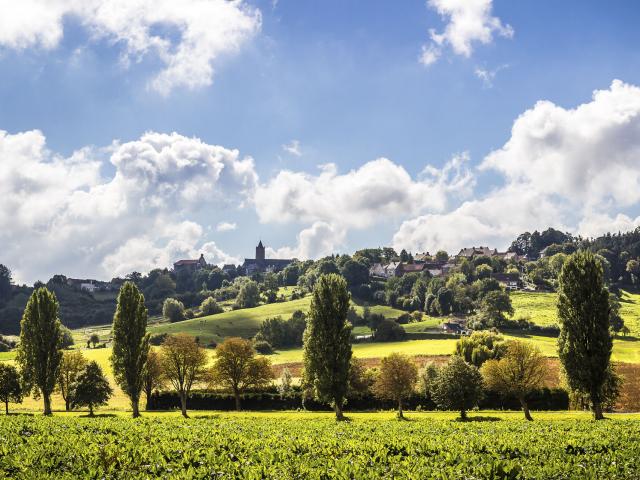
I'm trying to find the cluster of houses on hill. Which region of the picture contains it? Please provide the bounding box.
[66,278,121,293]
[369,246,523,291]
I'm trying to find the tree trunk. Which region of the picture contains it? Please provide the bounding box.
[131,396,140,418]
[519,396,533,421]
[593,401,604,420]
[4,400,8,415]
[460,408,467,421]
[334,402,345,421]
[180,392,189,418]
[233,388,241,411]
[397,398,404,419]
[65,397,70,412]
[145,390,152,411]
[43,393,52,416]
[89,404,94,417]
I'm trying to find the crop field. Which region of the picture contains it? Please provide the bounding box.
[1,412,640,479]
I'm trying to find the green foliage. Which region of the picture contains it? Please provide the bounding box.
[372,319,406,342]
[60,326,74,349]
[557,251,613,419]
[372,353,418,418]
[70,361,113,416]
[0,363,23,413]
[162,298,185,323]
[200,296,223,316]
[16,287,63,415]
[0,264,12,302]
[4,415,640,477]
[455,331,506,368]
[110,282,150,417]
[430,356,484,419]
[253,340,273,355]
[235,280,260,309]
[475,290,514,327]
[256,311,306,348]
[303,274,352,419]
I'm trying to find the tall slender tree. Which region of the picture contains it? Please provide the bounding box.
[110,281,150,418]
[16,287,63,415]
[302,273,352,420]
[557,251,612,420]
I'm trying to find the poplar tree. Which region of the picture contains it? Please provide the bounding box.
[557,251,612,420]
[303,274,352,420]
[17,287,63,415]
[110,281,149,418]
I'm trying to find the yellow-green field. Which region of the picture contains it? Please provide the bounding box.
[511,290,640,335]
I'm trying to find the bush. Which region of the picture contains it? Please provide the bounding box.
[253,341,274,355]
[373,319,406,342]
[163,298,185,323]
[149,333,168,346]
[201,296,223,316]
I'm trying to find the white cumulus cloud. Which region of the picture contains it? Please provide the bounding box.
[393,80,640,254]
[216,221,237,232]
[0,129,255,282]
[0,0,261,95]
[421,0,513,66]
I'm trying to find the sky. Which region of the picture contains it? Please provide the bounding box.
[1,0,640,284]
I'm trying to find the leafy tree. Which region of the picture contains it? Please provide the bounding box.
[278,367,294,398]
[430,356,484,420]
[70,361,113,416]
[0,264,12,302]
[200,296,223,316]
[340,259,369,289]
[435,250,449,262]
[455,331,506,367]
[60,326,75,349]
[57,350,87,411]
[302,274,352,420]
[235,280,260,309]
[373,319,406,342]
[142,350,164,410]
[16,287,63,415]
[110,281,150,418]
[481,341,548,421]
[163,298,185,323]
[608,293,625,333]
[89,334,100,348]
[372,353,418,419]
[347,357,375,398]
[0,363,23,414]
[475,264,493,279]
[477,290,514,327]
[210,337,273,410]
[160,334,208,417]
[626,259,640,283]
[557,251,612,420]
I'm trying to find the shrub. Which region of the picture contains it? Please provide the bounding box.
[373,319,406,342]
[201,297,223,316]
[163,298,185,323]
[253,340,274,355]
[149,333,168,346]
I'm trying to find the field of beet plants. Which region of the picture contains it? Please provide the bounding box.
[2,413,640,479]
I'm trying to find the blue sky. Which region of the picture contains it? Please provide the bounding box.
[2,0,640,283]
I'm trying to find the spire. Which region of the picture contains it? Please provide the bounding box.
[258,240,264,248]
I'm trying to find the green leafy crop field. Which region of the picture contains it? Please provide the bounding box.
[2,413,640,479]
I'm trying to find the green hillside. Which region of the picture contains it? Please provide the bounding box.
[149,297,406,344]
[512,290,640,335]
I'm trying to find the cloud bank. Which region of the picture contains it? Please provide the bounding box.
[0,0,261,94]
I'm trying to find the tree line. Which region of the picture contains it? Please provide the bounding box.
[0,251,617,420]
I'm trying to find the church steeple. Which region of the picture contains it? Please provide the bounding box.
[256,240,265,261]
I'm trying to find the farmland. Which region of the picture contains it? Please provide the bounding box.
[2,412,640,479]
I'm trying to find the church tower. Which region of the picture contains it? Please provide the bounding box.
[256,240,265,262]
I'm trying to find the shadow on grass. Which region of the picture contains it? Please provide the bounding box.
[78,413,117,418]
[615,335,639,342]
[454,416,502,423]
[4,412,34,417]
